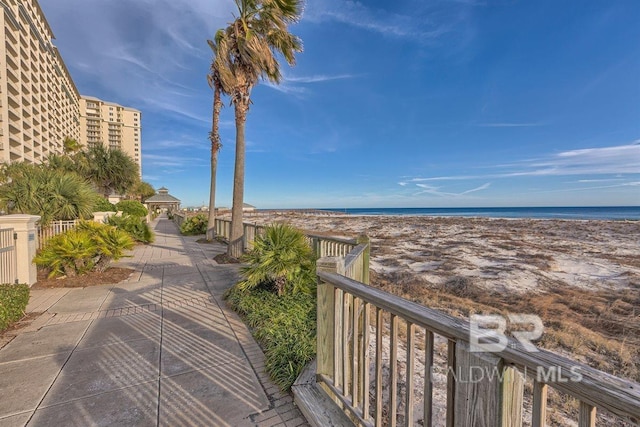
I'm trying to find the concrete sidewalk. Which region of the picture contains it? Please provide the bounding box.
[0,217,309,427]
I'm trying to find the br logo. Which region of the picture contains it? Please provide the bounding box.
[469,314,544,353]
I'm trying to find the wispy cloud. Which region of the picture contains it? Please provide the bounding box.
[413,182,491,197]
[574,178,625,183]
[41,0,234,122]
[461,182,491,194]
[144,153,207,168]
[286,74,359,83]
[408,142,640,182]
[264,73,359,95]
[476,122,544,128]
[303,0,472,43]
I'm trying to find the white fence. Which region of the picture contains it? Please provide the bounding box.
[0,228,17,284]
[37,220,79,250]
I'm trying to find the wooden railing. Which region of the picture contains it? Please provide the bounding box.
[172,212,186,228]
[0,228,17,284]
[314,259,640,426]
[212,219,369,273]
[37,220,79,250]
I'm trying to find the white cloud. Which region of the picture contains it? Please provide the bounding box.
[303,0,470,43]
[461,182,491,194]
[408,142,640,182]
[264,73,359,95]
[476,123,544,127]
[40,0,234,122]
[144,153,207,169]
[413,182,490,197]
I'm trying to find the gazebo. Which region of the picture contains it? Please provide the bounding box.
[145,187,181,213]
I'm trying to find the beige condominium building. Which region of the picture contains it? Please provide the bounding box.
[0,0,141,173]
[0,0,80,164]
[79,96,142,176]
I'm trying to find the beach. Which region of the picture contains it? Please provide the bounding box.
[247,211,639,292]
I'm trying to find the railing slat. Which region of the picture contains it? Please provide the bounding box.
[390,314,399,427]
[335,288,344,391]
[446,339,456,427]
[362,302,371,421]
[578,401,596,427]
[375,308,383,426]
[343,292,351,397]
[423,330,434,427]
[532,381,547,427]
[405,323,415,427]
[352,296,360,409]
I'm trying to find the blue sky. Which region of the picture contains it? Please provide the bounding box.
[40,0,640,208]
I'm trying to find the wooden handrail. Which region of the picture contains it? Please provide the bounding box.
[317,269,640,426]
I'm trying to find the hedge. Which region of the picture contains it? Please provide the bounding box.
[0,284,30,332]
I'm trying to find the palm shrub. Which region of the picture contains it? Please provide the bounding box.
[116,200,148,217]
[238,223,315,296]
[75,221,135,271]
[0,164,98,225]
[107,215,154,243]
[0,284,30,332]
[180,214,208,236]
[34,222,134,278]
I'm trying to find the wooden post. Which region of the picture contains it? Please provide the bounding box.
[532,381,547,427]
[316,257,345,384]
[357,234,370,285]
[578,402,596,427]
[453,341,524,427]
[501,364,524,427]
[311,237,320,259]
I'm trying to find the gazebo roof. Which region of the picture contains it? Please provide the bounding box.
[146,187,180,203]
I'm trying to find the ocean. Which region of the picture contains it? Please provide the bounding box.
[320,206,640,221]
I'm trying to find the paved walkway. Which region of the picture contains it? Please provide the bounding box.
[0,217,309,427]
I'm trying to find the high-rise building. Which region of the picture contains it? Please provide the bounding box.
[79,96,142,176]
[0,0,80,164]
[0,0,142,174]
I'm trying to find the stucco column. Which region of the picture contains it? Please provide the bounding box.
[0,215,40,285]
[93,211,115,223]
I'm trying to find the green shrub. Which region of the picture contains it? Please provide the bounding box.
[34,222,134,278]
[0,284,30,332]
[94,197,116,212]
[239,223,316,296]
[107,214,154,243]
[225,286,316,390]
[115,200,148,217]
[180,214,207,236]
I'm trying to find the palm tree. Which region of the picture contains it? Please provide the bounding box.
[216,0,303,258]
[205,35,227,241]
[81,145,140,197]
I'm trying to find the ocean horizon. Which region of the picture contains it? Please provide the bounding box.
[314,206,640,221]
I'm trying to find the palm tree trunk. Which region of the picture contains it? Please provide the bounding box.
[206,81,223,241]
[228,96,248,258]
